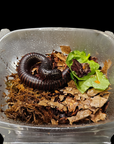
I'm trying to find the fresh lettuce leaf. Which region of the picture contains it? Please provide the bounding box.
[75,70,110,93]
[66,50,90,67]
[66,50,110,93]
[92,70,110,90]
[66,50,100,80]
[75,80,90,94]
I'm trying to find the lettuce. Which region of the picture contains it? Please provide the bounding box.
[75,70,110,93]
[66,50,110,93]
[66,50,100,80]
[66,50,90,67]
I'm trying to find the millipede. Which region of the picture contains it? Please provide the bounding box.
[17,52,71,90]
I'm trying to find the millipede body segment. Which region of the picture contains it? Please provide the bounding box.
[17,52,71,90]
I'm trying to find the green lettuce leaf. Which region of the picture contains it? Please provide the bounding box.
[75,70,110,93]
[66,50,90,67]
[66,50,110,93]
[66,50,100,80]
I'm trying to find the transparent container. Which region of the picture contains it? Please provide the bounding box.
[0,28,114,142]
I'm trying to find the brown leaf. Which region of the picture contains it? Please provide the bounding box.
[68,80,77,88]
[54,53,66,62]
[62,97,78,112]
[38,99,67,111]
[60,45,71,54]
[89,107,99,114]
[82,98,92,105]
[68,110,92,125]
[87,88,103,96]
[78,98,99,114]
[56,61,65,67]
[74,94,80,100]
[91,110,107,123]
[78,102,90,110]
[57,66,65,71]
[78,98,91,110]
[90,96,108,108]
[101,59,112,77]
[59,95,65,101]
[78,93,89,98]
[51,119,58,125]
[62,87,79,95]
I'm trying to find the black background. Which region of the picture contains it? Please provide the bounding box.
[1,13,113,32]
[0,2,114,32]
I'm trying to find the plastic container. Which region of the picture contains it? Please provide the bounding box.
[0,28,114,142]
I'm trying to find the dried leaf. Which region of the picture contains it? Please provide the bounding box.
[51,119,58,125]
[59,95,65,101]
[101,59,112,77]
[91,110,107,122]
[87,88,103,96]
[56,60,65,67]
[102,93,110,99]
[78,98,92,110]
[68,110,92,125]
[74,94,80,100]
[60,45,71,54]
[82,98,92,105]
[89,107,99,114]
[62,97,78,112]
[78,103,90,110]
[68,80,77,88]
[54,52,66,62]
[62,87,79,95]
[78,93,88,98]
[38,99,67,111]
[51,97,55,102]
[57,66,65,71]
[90,96,108,108]
[37,99,48,107]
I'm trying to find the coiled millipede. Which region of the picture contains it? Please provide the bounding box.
[17,52,71,90]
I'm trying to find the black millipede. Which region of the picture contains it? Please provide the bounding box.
[17,52,71,90]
